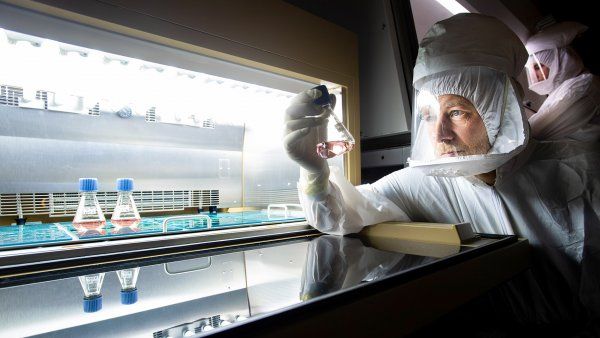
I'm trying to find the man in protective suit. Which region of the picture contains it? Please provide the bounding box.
[284,13,600,332]
[525,22,600,142]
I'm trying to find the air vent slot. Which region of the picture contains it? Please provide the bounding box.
[146,107,157,122]
[88,102,100,116]
[36,90,48,109]
[202,118,215,129]
[0,85,23,107]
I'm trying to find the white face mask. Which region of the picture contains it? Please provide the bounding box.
[409,67,529,177]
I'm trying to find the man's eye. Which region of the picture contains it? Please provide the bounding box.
[449,110,464,118]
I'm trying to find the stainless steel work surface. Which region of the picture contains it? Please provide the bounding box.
[0,233,524,338]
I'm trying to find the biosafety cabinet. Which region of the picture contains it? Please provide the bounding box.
[0,4,359,334]
[0,0,360,254]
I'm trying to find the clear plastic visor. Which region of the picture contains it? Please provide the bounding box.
[410,90,491,162]
[408,67,527,177]
[525,51,554,86]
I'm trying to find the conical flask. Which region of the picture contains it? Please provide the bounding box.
[111,178,141,229]
[79,273,105,313]
[311,85,355,159]
[73,178,106,231]
[117,267,140,305]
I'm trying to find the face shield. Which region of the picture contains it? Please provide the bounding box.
[409,66,528,177]
[525,49,557,95]
[525,47,585,96]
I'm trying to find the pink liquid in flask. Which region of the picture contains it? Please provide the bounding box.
[317,141,355,159]
[111,218,141,229]
[309,86,355,159]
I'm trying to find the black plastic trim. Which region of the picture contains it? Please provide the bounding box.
[361,132,411,151]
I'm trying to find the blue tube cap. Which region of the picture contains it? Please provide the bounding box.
[311,85,331,106]
[79,178,99,192]
[116,178,134,192]
[83,295,102,313]
[120,289,138,305]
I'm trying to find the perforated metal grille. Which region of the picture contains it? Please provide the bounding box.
[146,107,157,122]
[0,190,220,217]
[0,193,51,216]
[36,90,48,109]
[202,118,215,129]
[244,189,299,207]
[209,315,221,328]
[152,332,165,338]
[191,190,219,208]
[0,85,23,107]
[88,103,100,116]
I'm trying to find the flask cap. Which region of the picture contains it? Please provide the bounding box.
[312,85,332,106]
[83,295,102,313]
[116,178,134,192]
[79,178,99,192]
[120,289,138,305]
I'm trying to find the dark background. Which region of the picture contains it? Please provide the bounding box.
[283,0,599,75]
[530,0,599,74]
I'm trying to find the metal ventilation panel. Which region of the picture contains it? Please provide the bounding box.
[0,193,51,216]
[36,90,48,109]
[202,118,216,129]
[0,85,22,107]
[146,107,157,122]
[243,189,299,207]
[0,190,220,217]
[88,103,100,116]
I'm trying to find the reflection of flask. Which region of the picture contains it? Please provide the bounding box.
[116,267,140,305]
[111,178,141,229]
[79,273,105,313]
[311,85,355,159]
[77,228,106,238]
[73,178,106,231]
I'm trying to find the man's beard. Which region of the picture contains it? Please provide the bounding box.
[434,141,489,157]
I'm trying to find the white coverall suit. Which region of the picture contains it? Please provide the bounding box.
[284,13,600,325]
[525,22,600,142]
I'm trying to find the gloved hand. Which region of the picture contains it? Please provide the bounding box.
[284,87,335,197]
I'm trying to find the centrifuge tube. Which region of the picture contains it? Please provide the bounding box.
[311,85,355,159]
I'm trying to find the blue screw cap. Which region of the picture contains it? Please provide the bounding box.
[120,289,138,305]
[311,85,331,106]
[79,178,99,192]
[116,178,134,192]
[83,295,102,313]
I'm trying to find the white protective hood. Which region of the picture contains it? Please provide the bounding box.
[525,22,588,95]
[409,13,529,177]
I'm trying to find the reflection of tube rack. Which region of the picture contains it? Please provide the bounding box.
[267,203,302,219]
[161,214,212,233]
[153,314,243,337]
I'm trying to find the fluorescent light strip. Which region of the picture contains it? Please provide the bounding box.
[435,0,470,15]
[0,28,296,126]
